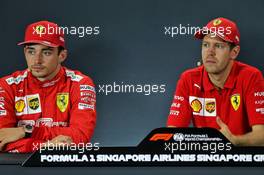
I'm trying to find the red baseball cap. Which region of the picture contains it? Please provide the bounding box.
[18,21,65,48]
[194,17,240,45]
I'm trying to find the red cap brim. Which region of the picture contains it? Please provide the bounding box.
[194,29,233,43]
[17,40,59,47]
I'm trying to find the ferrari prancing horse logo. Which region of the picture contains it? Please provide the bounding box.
[231,94,240,111]
[57,93,69,112]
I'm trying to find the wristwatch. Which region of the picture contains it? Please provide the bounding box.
[23,124,33,138]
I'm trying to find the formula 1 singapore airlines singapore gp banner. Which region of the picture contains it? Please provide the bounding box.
[1,0,264,168]
[22,128,264,167]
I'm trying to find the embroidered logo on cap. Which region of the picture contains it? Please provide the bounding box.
[35,25,45,35]
[213,19,222,26]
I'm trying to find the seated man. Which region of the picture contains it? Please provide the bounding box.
[0,21,96,152]
[167,17,264,146]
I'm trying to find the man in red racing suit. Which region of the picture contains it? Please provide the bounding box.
[0,21,96,153]
[167,17,264,146]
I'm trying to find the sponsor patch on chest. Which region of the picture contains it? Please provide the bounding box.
[189,96,216,117]
[15,94,41,115]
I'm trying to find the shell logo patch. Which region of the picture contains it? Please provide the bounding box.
[205,101,216,113]
[213,19,222,26]
[231,94,240,111]
[189,96,216,117]
[57,93,69,112]
[15,94,41,115]
[191,99,202,113]
[15,99,25,113]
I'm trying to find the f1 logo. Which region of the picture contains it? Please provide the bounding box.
[149,133,173,141]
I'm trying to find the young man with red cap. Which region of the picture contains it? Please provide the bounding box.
[167,17,264,146]
[0,21,96,152]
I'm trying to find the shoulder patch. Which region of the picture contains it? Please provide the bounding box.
[5,71,28,85]
[65,70,83,82]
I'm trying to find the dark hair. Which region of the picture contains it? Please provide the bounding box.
[228,42,237,50]
[58,46,65,55]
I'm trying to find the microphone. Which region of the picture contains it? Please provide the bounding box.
[196,59,202,67]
